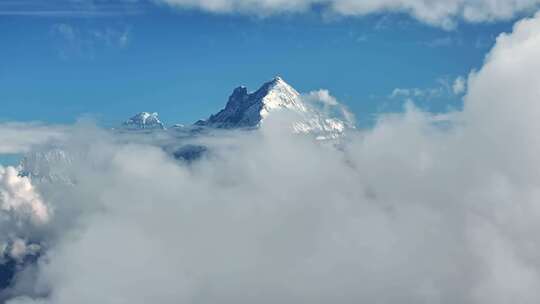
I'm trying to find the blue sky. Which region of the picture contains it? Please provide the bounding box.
[0,0,520,128]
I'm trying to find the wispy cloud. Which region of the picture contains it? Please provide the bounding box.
[2,0,539,28]
[452,76,466,95]
[389,75,466,102]
[423,36,462,48]
[51,23,131,59]
[0,123,67,154]
[156,0,540,29]
[0,0,144,17]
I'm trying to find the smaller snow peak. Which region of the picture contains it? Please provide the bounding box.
[134,112,158,122]
[123,112,165,130]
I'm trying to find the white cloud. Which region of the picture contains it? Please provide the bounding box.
[390,86,442,99]
[51,23,131,59]
[4,10,540,304]
[453,76,466,95]
[9,239,40,263]
[389,75,466,103]
[304,89,339,106]
[0,166,51,225]
[0,165,51,271]
[156,0,540,28]
[51,24,77,41]
[0,1,143,17]
[0,123,66,154]
[424,36,459,48]
[302,90,356,127]
[2,0,538,28]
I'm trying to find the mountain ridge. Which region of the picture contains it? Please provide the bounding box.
[193,76,349,139]
[195,76,305,129]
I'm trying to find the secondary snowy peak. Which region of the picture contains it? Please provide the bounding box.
[195,77,349,139]
[195,77,307,129]
[123,112,165,130]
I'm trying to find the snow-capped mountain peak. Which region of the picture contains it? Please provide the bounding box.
[195,76,349,139]
[259,76,307,117]
[123,112,165,130]
[195,76,306,128]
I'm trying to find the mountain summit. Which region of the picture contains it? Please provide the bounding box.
[195,76,304,128]
[123,112,165,130]
[195,77,348,138]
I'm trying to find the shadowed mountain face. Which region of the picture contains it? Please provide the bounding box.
[172,145,208,162]
[0,261,16,290]
[0,253,42,300]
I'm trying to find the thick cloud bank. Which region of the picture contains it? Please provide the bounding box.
[0,166,50,225]
[0,165,50,271]
[0,124,65,154]
[2,11,540,304]
[156,0,540,28]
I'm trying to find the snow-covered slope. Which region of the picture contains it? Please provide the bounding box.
[195,77,348,139]
[123,112,165,130]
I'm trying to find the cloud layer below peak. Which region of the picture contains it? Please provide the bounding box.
[2,10,540,304]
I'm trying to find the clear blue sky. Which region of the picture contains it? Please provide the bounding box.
[0,0,516,127]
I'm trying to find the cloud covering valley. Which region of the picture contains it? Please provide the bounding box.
[1,11,540,304]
